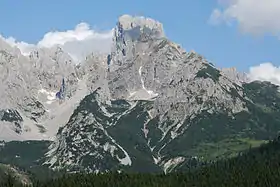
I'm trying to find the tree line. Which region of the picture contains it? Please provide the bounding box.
[2,138,280,187]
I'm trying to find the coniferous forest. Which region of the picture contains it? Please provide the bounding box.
[1,138,280,187]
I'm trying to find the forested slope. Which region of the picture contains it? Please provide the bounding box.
[2,137,280,187]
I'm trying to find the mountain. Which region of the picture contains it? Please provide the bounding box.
[0,40,89,141]
[1,14,280,174]
[41,15,280,173]
[11,137,280,187]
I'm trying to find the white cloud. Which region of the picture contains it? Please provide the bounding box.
[248,62,280,86]
[0,35,36,55]
[0,22,113,61]
[209,1,280,87]
[210,0,280,36]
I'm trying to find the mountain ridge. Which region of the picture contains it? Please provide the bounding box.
[0,14,279,175]
[41,15,280,173]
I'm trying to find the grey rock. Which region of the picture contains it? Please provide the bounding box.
[0,40,85,140]
[108,15,247,123]
[0,109,23,134]
[3,14,272,175]
[221,67,249,84]
[45,15,253,173]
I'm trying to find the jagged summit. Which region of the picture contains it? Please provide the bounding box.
[114,14,165,44]
[0,37,22,57]
[221,67,249,84]
[117,15,165,38]
[0,37,14,52]
[4,14,280,175]
[108,15,166,72]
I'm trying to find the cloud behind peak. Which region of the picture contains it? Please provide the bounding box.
[0,22,113,61]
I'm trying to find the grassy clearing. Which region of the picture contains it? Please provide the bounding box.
[188,138,268,161]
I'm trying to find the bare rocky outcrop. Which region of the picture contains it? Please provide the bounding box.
[0,40,85,140]
[107,15,247,122]
[45,15,256,173]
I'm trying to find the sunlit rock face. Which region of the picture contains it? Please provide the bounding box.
[4,14,278,175]
[45,15,260,174]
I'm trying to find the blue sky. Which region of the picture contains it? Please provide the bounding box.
[0,0,280,76]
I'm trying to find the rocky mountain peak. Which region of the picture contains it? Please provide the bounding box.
[0,38,13,53]
[3,14,280,175]
[221,67,249,84]
[117,14,164,38]
[0,38,85,141]
[109,15,165,72]
[0,38,23,62]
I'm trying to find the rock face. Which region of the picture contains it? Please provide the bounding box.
[109,15,164,72]
[0,109,23,134]
[107,15,246,123]
[29,46,79,98]
[45,90,138,172]
[2,14,280,175]
[43,15,280,173]
[0,40,88,140]
[221,67,249,84]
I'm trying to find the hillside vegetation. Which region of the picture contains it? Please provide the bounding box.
[1,137,280,187]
